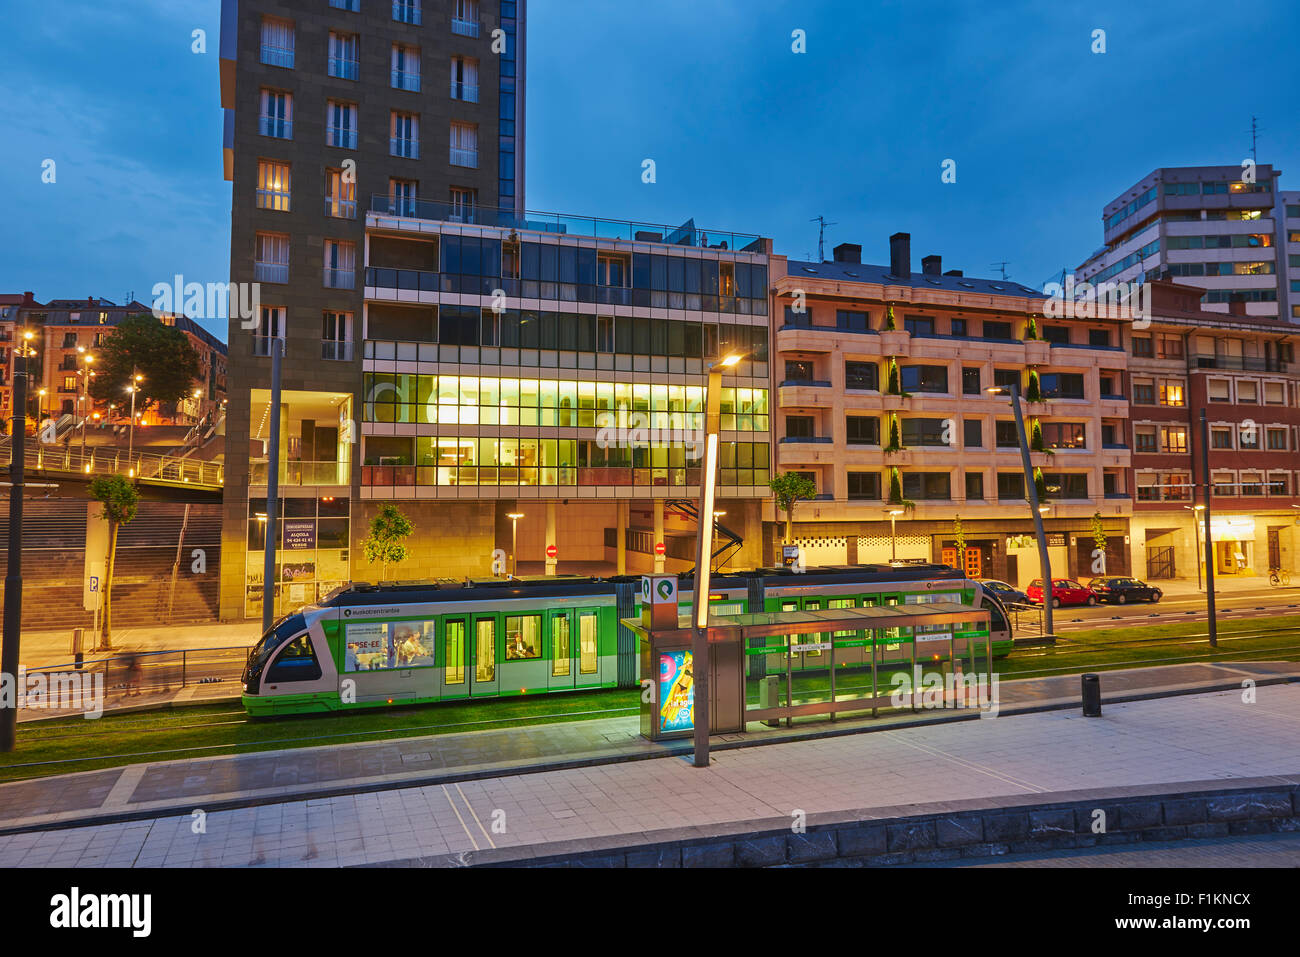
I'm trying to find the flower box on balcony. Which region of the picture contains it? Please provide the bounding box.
[881,394,907,411]
[879,330,910,355]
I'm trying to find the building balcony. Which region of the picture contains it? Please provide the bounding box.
[325,197,357,219]
[451,16,479,37]
[391,70,421,93]
[451,81,479,103]
[1024,340,1050,365]
[778,381,832,408]
[1189,353,1293,374]
[775,325,877,354]
[393,1,421,24]
[323,268,355,290]
[879,329,910,355]
[328,57,359,81]
[390,137,420,159]
[450,147,478,168]
[327,127,358,149]
[250,460,350,487]
[322,341,354,361]
[365,266,442,295]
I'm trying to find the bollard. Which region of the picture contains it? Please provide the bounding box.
[72,627,84,671]
[1081,672,1101,716]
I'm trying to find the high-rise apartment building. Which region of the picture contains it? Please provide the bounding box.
[218,0,526,620]
[1277,191,1300,322]
[1076,165,1284,319]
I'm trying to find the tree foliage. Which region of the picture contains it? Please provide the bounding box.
[88,314,202,411]
[769,471,817,544]
[361,504,415,580]
[89,474,139,650]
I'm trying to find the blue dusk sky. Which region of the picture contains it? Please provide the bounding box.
[1,0,1297,340]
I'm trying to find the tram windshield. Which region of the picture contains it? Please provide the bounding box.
[249,613,307,673]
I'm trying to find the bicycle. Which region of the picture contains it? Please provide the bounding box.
[1268,567,1292,586]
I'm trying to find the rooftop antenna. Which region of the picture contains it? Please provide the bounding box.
[990,261,1010,280]
[810,215,837,262]
[1248,115,1261,162]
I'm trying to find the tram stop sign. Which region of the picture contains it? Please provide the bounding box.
[641,575,679,629]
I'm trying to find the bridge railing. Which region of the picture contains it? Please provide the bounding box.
[7,444,225,487]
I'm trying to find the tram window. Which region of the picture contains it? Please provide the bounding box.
[804,599,823,656]
[393,621,436,667]
[981,596,1008,634]
[266,634,322,683]
[345,622,395,672]
[476,619,496,681]
[829,597,856,638]
[446,620,466,684]
[552,615,571,676]
[578,612,598,674]
[505,615,541,660]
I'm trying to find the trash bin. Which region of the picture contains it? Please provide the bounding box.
[758,674,781,728]
[1081,673,1101,717]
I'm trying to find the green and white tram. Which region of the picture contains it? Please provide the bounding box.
[242,564,1012,716]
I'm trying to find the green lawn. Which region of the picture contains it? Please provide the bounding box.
[3,613,1298,785]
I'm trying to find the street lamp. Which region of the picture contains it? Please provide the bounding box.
[78,351,95,464]
[988,383,1054,635]
[1184,504,1206,590]
[886,509,904,561]
[710,510,726,572]
[506,512,524,576]
[126,372,144,471]
[692,351,744,768]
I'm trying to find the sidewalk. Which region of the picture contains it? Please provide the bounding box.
[0,671,1297,867]
[17,621,259,670]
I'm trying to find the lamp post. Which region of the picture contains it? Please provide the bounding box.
[1199,410,1216,648]
[886,509,904,561]
[711,510,725,573]
[1184,504,1205,590]
[1,332,33,751]
[261,338,283,633]
[126,371,143,474]
[692,352,743,768]
[77,349,95,468]
[989,383,1053,636]
[506,512,524,576]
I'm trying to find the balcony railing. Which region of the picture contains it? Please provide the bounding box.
[254,262,289,284]
[366,267,441,292]
[10,445,224,488]
[328,57,359,80]
[330,0,361,10]
[391,70,421,92]
[260,45,295,69]
[325,197,357,219]
[250,460,351,487]
[779,436,832,444]
[393,1,422,24]
[451,16,479,37]
[449,146,478,167]
[258,115,292,138]
[327,126,358,149]
[322,341,354,361]
[1190,354,1291,373]
[779,379,831,388]
[450,81,479,102]
[390,137,420,159]
[324,268,356,290]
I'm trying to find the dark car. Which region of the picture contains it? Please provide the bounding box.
[978,579,1029,607]
[1088,577,1162,604]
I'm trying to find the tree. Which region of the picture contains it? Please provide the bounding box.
[1025,368,1043,403]
[89,475,139,651]
[887,467,915,509]
[953,517,967,553]
[883,414,904,453]
[769,471,817,544]
[1029,417,1053,455]
[361,504,414,580]
[883,303,897,331]
[88,314,202,413]
[1033,467,1049,504]
[1024,315,1040,341]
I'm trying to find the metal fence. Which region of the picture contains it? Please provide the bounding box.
[12,445,224,488]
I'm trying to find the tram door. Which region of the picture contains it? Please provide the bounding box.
[548,610,575,690]
[471,615,499,696]
[782,598,827,671]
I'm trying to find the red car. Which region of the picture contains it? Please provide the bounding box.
[1026,578,1097,607]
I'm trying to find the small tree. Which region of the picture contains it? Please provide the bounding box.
[887,467,915,509]
[1091,511,1109,575]
[361,504,415,581]
[883,303,897,331]
[89,475,139,651]
[1025,368,1043,403]
[1033,467,1049,504]
[769,471,817,544]
[1024,315,1040,341]
[883,414,904,453]
[953,517,967,553]
[885,357,910,397]
[1029,418,1053,455]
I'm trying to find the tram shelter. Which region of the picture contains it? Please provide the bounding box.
[623,601,992,742]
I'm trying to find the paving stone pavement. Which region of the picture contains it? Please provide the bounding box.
[1,681,1298,868]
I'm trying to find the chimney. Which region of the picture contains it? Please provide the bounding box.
[922,255,942,276]
[832,242,861,264]
[22,291,34,305]
[889,232,911,278]
[943,269,964,277]
[1228,298,1246,317]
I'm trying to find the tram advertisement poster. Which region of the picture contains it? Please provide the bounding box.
[346,622,392,671]
[659,650,694,733]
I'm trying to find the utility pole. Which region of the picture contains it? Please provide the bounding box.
[1200,410,1217,647]
[1248,116,1260,162]
[0,332,32,751]
[261,338,283,632]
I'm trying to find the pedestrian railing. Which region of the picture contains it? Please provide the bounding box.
[10,445,224,488]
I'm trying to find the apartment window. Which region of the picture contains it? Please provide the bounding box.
[785,416,814,440]
[391,44,421,92]
[1207,378,1230,402]
[452,0,479,36]
[1101,422,1119,446]
[836,310,868,331]
[1132,379,1155,405]
[451,56,479,102]
[260,16,294,69]
[1099,373,1120,398]
[846,415,879,446]
[253,232,289,284]
[1088,328,1110,348]
[325,168,356,219]
[326,101,358,149]
[1268,472,1291,496]
[1158,379,1185,407]
[1264,381,1285,405]
[903,472,951,501]
[982,320,1013,341]
[995,421,1019,448]
[390,178,418,216]
[1212,472,1235,496]
[1266,428,1288,451]
[1161,426,1188,454]
[323,240,356,290]
[950,318,967,337]
[901,365,948,394]
[847,472,881,501]
[391,111,420,159]
[961,367,981,395]
[1043,422,1086,450]
[1042,473,1089,499]
[393,0,422,24]
[1043,325,1069,345]
[1157,335,1183,359]
[1134,426,1157,453]
[963,418,982,448]
[1241,472,1265,496]
[449,187,477,222]
[993,369,1020,392]
[845,361,878,391]
[322,312,353,361]
[258,90,292,138]
[900,418,946,447]
[328,32,359,80]
[1211,427,1233,449]
[253,306,285,357]
[61,333,78,348]
[904,315,934,336]
[1237,380,1258,404]
[784,360,814,382]
[997,472,1025,501]
[1039,373,1085,400]
[256,161,291,211]
[1131,335,1153,357]
[450,122,478,167]
[1239,424,1259,450]
[597,317,614,353]
[965,472,984,500]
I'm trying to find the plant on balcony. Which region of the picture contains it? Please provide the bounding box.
[88,474,139,651]
[361,503,415,582]
[1033,467,1049,504]
[770,471,818,545]
[885,357,911,397]
[887,467,915,510]
[1029,418,1054,456]
[883,303,897,331]
[1025,368,1043,403]
[1024,315,1040,341]
[883,414,904,453]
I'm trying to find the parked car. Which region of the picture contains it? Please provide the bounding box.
[1088,577,1162,604]
[1026,578,1096,607]
[978,579,1030,607]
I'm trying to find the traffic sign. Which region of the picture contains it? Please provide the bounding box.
[545,543,557,560]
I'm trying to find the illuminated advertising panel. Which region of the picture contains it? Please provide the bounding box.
[659,650,694,733]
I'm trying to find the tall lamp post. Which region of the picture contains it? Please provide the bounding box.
[989,383,1054,636]
[126,371,143,474]
[1184,504,1205,590]
[886,509,904,561]
[1,332,34,752]
[506,512,524,576]
[76,348,95,468]
[1199,410,1217,648]
[692,352,744,768]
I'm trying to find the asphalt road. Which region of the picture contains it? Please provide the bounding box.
[1006,585,1300,634]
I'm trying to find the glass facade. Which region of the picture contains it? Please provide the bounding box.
[245,495,351,620]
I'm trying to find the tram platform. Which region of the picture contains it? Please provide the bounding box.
[0,660,1297,858]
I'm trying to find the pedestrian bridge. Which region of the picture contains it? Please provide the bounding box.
[6,444,224,490]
